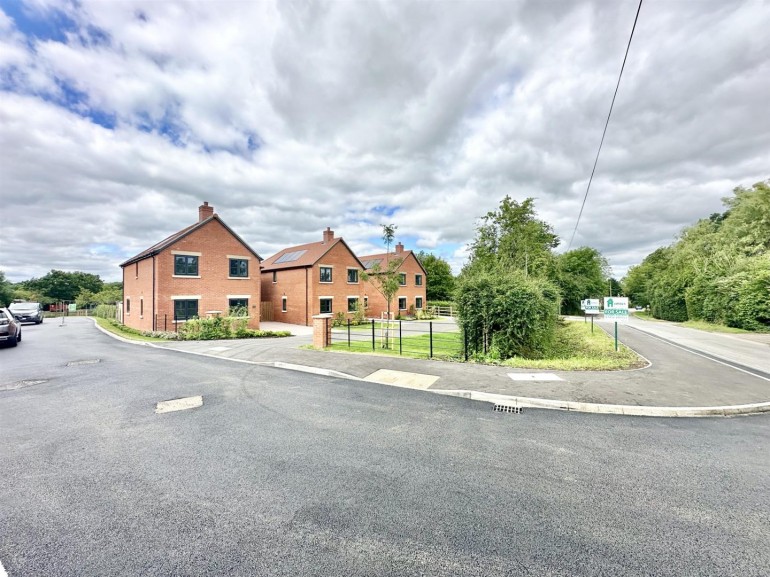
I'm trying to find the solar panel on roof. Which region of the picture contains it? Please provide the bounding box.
[363,259,382,269]
[274,249,308,264]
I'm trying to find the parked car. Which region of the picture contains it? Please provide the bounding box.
[0,307,22,347]
[9,301,44,324]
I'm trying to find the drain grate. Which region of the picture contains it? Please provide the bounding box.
[67,359,101,366]
[494,404,523,414]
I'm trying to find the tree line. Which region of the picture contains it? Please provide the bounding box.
[0,270,122,309]
[622,181,770,331]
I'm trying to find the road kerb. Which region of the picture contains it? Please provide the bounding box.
[429,390,770,417]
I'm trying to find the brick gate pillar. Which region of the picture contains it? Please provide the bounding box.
[312,314,333,349]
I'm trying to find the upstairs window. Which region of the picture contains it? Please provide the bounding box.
[320,266,333,283]
[415,274,423,286]
[174,255,199,276]
[229,259,248,278]
[347,269,359,283]
[399,273,407,286]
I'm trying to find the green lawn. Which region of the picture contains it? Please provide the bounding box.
[328,320,645,370]
[329,330,463,359]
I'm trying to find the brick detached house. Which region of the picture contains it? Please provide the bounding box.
[359,242,428,319]
[261,228,367,326]
[120,202,262,332]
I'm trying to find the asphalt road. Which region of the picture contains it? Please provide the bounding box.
[1,319,769,576]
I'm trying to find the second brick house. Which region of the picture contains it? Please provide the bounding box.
[260,228,367,326]
[120,202,262,332]
[359,242,428,319]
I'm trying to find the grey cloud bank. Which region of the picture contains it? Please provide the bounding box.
[1,0,768,283]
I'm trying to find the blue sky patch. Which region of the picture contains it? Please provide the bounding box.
[0,0,77,43]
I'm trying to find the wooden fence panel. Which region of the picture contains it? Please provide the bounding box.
[260,302,273,322]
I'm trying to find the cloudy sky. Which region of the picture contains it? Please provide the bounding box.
[1,0,768,284]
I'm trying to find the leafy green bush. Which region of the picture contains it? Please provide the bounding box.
[456,271,559,359]
[721,258,770,331]
[427,300,455,308]
[93,304,117,319]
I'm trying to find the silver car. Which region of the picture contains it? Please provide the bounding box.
[0,307,22,347]
[9,301,44,324]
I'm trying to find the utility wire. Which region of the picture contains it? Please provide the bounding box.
[567,0,644,251]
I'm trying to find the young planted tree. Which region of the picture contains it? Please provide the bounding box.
[361,224,403,347]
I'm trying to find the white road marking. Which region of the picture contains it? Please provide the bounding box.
[208,346,231,352]
[508,373,564,381]
[155,396,203,414]
[627,326,770,383]
[0,558,8,577]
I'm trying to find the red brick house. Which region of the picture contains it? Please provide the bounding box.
[360,242,428,319]
[120,202,262,332]
[261,228,366,326]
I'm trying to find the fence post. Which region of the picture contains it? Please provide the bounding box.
[399,320,402,355]
[429,321,433,358]
[464,330,468,361]
[347,319,351,348]
[371,319,375,351]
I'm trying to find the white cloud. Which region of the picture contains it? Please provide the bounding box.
[1,0,768,283]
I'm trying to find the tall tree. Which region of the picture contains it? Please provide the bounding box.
[465,196,559,278]
[555,247,610,315]
[416,251,455,301]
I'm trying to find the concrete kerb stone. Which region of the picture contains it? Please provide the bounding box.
[430,389,770,418]
[90,318,770,418]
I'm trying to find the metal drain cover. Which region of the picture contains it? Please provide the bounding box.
[494,404,523,414]
[67,359,101,366]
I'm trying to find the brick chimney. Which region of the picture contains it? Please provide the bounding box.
[323,227,334,243]
[199,201,214,222]
[395,242,404,254]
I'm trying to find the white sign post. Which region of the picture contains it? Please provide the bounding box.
[603,297,629,351]
[583,298,601,331]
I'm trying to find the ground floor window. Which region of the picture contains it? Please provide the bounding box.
[126,298,131,314]
[320,298,332,314]
[228,298,248,315]
[416,297,423,309]
[348,297,359,312]
[174,299,198,321]
[398,297,407,310]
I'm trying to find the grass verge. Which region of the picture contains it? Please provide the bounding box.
[93,317,169,342]
[501,320,645,370]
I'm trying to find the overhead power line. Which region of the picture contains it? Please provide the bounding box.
[567,0,644,251]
